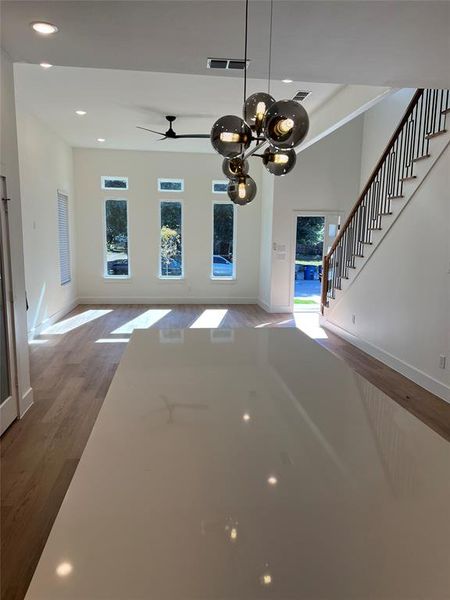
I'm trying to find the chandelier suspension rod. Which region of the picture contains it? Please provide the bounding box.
[267,0,274,95]
[243,0,249,107]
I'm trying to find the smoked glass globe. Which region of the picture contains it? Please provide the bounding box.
[262,147,296,175]
[227,175,257,205]
[263,100,309,150]
[222,157,249,178]
[210,115,252,158]
[243,92,276,133]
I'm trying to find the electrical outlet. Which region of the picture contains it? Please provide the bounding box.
[352,314,356,325]
[439,355,447,369]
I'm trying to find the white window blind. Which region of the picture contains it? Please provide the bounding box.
[57,191,71,285]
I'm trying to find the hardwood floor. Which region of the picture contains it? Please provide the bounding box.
[1,304,449,600]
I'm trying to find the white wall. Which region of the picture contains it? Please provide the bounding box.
[16,110,76,337]
[262,115,364,311]
[360,88,416,185]
[0,49,32,415]
[326,144,450,400]
[73,149,261,303]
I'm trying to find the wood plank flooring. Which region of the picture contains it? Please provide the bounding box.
[1,304,449,600]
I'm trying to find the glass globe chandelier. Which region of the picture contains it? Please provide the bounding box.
[210,0,309,205]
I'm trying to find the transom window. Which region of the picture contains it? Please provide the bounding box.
[160,201,183,278]
[101,176,128,190]
[104,199,129,277]
[212,180,228,194]
[212,201,236,279]
[158,178,184,193]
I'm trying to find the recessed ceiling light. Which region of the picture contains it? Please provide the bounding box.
[282,79,293,84]
[242,413,251,422]
[97,138,106,143]
[55,562,73,577]
[75,110,87,116]
[40,62,53,69]
[267,476,278,486]
[31,21,58,35]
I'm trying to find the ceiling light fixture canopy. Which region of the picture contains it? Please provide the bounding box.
[210,0,309,205]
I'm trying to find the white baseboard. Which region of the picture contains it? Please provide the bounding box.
[321,317,450,403]
[19,386,34,417]
[28,298,79,340]
[78,296,257,305]
[257,299,292,314]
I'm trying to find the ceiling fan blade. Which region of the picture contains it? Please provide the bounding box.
[136,126,166,136]
[174,134,210,139]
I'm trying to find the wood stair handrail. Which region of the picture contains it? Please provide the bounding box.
[321,88,424,312]
[327,89,423,258]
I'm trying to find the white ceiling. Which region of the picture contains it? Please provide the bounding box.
[3,1,450,88]
[14,64,343,152]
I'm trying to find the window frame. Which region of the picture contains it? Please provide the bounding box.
[103,197,131,280]
[158,178,184,193]
[212,180,228,194]
[101,176,129,191]
[158,199,184,280]
[211,199,237,281]
[57,190,71,286]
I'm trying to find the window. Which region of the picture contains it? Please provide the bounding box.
[101,176,128,190]
[212,202,235,279]
[104,199,129,277]
[57,191,71,285]
[158,178,184,193]
[160,201,183,278]
[212,180,228,194]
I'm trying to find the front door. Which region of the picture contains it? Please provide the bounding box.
[0,177,18,435]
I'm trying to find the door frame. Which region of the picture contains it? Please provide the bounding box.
[289,210,344,313]
[0,177,19,435]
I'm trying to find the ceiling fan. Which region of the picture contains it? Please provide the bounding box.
[137,115,209,140]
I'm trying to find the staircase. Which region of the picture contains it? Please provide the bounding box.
[321,88,450,314]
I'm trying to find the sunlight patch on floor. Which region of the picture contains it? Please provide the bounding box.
[111,309,171,334]
[42,310,112,334]
[190,309,228,328]
[294,312,328,339]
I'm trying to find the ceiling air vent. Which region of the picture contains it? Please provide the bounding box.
[207,58,250,71]
[293,90,311,103]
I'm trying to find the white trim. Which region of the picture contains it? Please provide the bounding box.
[211,199,237,280]
[211,180,228,194]
[27,298,79,340]
[157,178,184,193]
[19,386,34,418]
[78,296,257,305]
[257,299,291,314]
[103,197,130,279]
[321,317,450,403]
[101,176,128,191]
[159,199,184,278]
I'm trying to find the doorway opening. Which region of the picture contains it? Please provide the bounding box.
[293,216,324,312]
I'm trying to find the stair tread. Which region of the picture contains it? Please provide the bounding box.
[412,154,431,162]
[425,129,447,139]
[388,194,404,199]
[400,175,417,182]
[441,108,450,115]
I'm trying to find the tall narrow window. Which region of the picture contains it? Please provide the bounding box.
[160,201,183,277]
[104,199,129,277]
[212,202,235,279]
[57,191,71,285]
